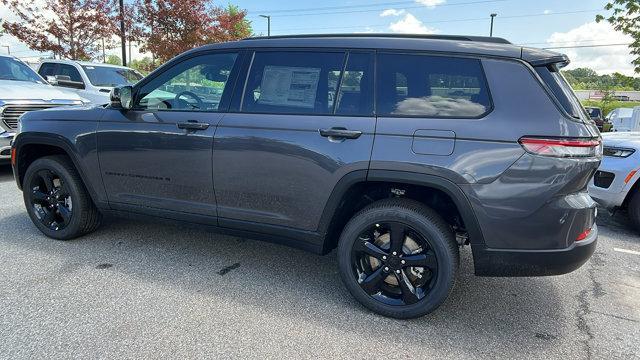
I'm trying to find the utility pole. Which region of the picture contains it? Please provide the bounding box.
[259,15,271,37]
[101,38,106,63]
[119,0,127,66]
[489,13,497,37]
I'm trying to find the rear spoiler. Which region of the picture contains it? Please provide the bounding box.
[521,47,570,67]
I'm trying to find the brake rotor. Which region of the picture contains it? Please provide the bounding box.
[368,230,425,286]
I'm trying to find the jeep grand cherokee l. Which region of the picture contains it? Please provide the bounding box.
[11,35,601,319]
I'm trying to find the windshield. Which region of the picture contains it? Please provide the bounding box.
[81,65,143,87]
[0,57,45,83]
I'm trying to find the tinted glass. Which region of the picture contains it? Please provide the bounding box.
[242,51,346,114]
[0,57,45,83]
[38,63,57,78]
[82,65,143,87]
[136,52,238,112]
[335,52,374,116]
[57,64,83,83]
[377,53,491,118]
[535,65,585,119]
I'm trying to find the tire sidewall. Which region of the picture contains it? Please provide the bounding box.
[23,157,86,240]
[337,204,457,318]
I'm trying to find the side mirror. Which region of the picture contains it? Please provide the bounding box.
[49,75,85,89]
[110,86,133,110]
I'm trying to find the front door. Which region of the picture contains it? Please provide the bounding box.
[214,50,376,232]
[98,52,240,217]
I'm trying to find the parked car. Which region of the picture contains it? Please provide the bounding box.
[589,132,640,231]
[608,106,640,132]
[0,54,86,165]
[11,34,601,318]
[585,106,605,131]
[37,60,143,105]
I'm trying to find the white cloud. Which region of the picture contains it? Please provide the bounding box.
[389,13,437,34]
[546,21,635,75]
[543,9,552,15]
[380,9,405,17]
[415,0,446,8]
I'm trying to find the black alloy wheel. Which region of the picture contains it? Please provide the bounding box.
[351,221,438,306]
[28,169,73,231]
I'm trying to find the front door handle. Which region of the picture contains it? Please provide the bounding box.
[177,121,210,131]
[319,127,362,139]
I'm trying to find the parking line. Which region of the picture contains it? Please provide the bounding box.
[613,247,640,256]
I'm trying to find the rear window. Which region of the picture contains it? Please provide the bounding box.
[535,64,585,119]
[376,53,492,118]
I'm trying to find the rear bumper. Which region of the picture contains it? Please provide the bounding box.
[472,224,598,276]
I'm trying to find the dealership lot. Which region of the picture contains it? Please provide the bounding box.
[0,165,638,359]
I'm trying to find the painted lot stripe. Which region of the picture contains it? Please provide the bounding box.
[613,247,640,256]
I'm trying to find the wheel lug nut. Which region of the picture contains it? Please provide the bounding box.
[382,256,387,260]
[396,270,401,274]
[392,251,397,256]
[401,260,406,264]
[384,267,389,272]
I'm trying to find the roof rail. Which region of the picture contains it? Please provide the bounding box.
[243,33,512,45]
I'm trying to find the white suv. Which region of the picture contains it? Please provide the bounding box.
[37,60,143,105]
[0,54,85,164]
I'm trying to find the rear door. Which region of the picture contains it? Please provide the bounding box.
[213,50,375,232]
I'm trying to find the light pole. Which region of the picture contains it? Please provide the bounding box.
[489,13,497,37]
[259,15,271,37]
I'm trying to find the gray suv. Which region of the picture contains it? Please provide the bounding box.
[11,35,602,318]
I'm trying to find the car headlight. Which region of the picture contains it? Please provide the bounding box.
[603,146,635,158]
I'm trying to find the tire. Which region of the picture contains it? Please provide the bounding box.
[337,198,459,319]
[628,190,640,233]
[23,155,101,240]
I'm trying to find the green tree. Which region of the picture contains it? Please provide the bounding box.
[128,56,159,74]
[105,54,121,65]
[596,1,640,73]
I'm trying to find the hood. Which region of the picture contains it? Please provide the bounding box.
[0,80,84,102]
[602,132,640,149]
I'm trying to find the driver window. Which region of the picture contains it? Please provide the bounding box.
[136,52,238,112]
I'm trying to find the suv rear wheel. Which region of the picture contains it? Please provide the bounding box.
[337,198,459,319]
[23,155,101,240]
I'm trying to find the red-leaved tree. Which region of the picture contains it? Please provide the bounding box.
[134,0,251,63]
[1,0,117,60]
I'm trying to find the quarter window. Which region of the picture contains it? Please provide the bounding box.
[136,52,238,112]
[241,51,346,115]
[377,53,491,118]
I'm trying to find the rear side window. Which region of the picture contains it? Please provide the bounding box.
[38,63,57,78]
[242,51,346,115]
[535,64,584,119]
[377,53,492,118]
[57,64,83,83]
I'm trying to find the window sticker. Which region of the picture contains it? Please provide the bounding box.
[258,66,321,108]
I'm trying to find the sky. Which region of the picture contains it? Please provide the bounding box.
[0,0,636,75]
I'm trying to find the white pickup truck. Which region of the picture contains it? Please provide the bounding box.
[0,54,86,164]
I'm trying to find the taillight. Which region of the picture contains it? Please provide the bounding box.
[519,137,602,158]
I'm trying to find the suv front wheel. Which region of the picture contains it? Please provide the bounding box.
[337,198,459,319]
[23,155,101,240]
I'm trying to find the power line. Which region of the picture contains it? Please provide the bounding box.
[253,8,602,33]
[248,0,510,18]
[542,43,631,50]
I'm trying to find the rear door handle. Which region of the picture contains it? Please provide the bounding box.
[177,121,210,131]
[319,127,362,139]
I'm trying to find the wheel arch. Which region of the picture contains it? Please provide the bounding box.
[13,132,102,207]
[317,169,485,254]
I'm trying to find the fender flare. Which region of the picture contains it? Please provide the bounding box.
[316,169,485,252]
[13,132,103,207]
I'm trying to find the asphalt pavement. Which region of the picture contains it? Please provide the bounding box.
[0,165,638,359]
